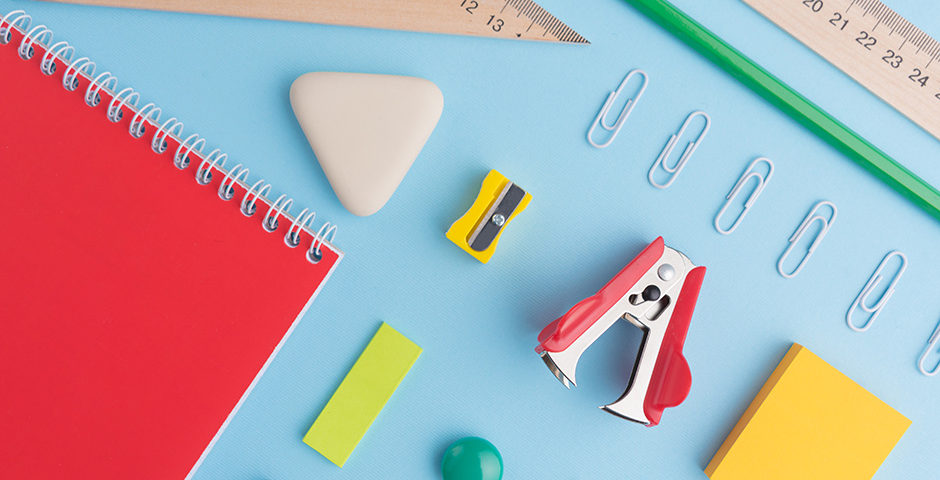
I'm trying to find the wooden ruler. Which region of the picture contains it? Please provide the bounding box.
[45,0,588,44]
[743,0,940,141]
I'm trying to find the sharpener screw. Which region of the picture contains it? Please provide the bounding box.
[492,214,506,226]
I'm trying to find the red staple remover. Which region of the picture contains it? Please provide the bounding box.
[536,237,705,426]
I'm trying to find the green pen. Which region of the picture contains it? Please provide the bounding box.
[623,0,940,222]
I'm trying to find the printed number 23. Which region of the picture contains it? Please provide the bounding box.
[882,50,902,68]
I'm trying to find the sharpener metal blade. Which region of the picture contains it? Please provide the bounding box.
[468,183,526,252]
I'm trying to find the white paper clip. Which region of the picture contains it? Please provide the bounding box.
[648,111,711,189]
[586,69,648,149]
[918,319,940,376]
[846,251,907,332]
[776,200,837,279]
[714,157,774,235]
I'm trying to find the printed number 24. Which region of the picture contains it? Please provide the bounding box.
[910,68,930,87]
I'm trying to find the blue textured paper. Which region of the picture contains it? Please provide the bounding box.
[6,0,940,478]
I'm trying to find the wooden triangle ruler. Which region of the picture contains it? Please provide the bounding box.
[45,0,589,44]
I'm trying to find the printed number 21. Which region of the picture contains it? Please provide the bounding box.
[829,12,848,30]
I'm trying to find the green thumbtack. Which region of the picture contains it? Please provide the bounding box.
[441,437,503,480]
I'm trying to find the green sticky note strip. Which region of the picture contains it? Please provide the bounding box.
[303,322,422,467]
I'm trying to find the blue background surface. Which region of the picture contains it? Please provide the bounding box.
[6,0,940,478]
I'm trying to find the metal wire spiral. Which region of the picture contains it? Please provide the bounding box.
[1,9,337,263]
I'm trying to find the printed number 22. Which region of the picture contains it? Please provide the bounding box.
[856,31,877,50]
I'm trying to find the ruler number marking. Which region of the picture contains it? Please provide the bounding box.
[451,0,585,43]
[882,50,902,68]
[460,0,479,14]
[856,31,877,50]
[487,15,505,32]
[909,68,929,87]
[829,12,848,30]
[802,0,824,13]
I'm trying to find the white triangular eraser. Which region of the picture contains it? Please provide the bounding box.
[290,72,444,216]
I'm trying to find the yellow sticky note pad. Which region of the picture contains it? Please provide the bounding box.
[706,344,910,480]
[303,322,421,467]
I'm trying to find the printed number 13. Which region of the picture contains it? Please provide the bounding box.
[487,15,504,31]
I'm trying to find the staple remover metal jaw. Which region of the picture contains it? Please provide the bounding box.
[535,237,706,426]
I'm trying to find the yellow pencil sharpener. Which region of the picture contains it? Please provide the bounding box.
[446,170,531,263]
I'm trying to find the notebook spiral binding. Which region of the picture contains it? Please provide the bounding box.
[0,9,338,263]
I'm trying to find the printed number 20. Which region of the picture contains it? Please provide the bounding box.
[803,0,823,12]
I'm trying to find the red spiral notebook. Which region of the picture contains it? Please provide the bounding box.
[0,10,343,479]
